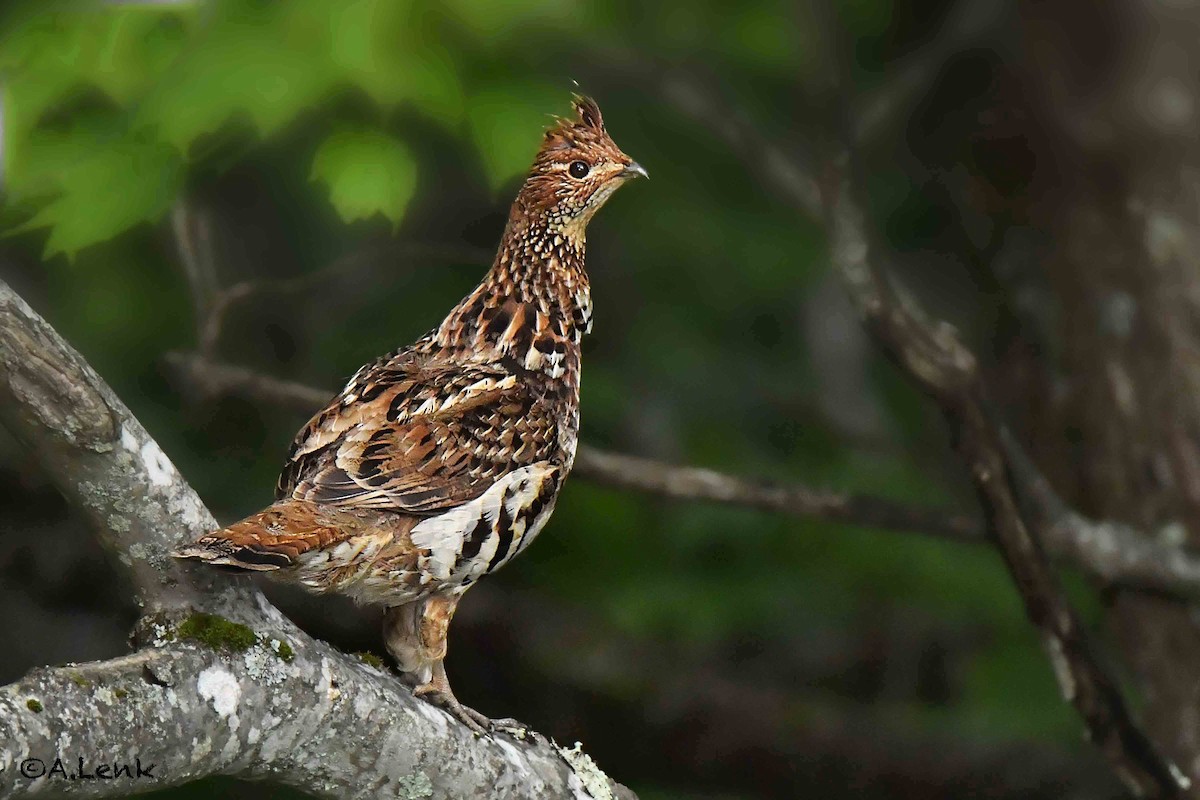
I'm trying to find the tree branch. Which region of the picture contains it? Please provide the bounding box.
[195,241,491,358]
[572,447,979,541]
[162,350,1200,603]
[652,69,823,220]
[0,285,231,612]
[824,164,1190,797]
[0,280,634,800]
[163,348,979,537]
[2,633,626,800]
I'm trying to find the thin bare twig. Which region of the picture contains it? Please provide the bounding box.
[161,351,1200,604]
[171,200,218,351]
[655,71,824,220]
[162,350,984,539]
[196,239,491,357]
[164,351,331,410]
[172,197,491,358]
[825,162,1189,797]
[572,446,978,540]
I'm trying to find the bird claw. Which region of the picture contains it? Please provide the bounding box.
[411,684,537,740]
[487,716,538,742]
[413,682,491,735]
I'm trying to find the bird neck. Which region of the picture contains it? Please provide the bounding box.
[490,211,589,309]
[434,212,592,368]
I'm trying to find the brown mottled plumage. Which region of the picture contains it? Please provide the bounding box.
[174,96,645,732]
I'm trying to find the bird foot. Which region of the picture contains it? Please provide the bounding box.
[487,716,539,742]
[412,684,536,740]
[413,681,492,735]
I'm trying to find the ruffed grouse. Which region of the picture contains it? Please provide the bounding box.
[175,96,645,732]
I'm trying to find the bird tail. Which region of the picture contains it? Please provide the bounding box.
[172,500,346,572]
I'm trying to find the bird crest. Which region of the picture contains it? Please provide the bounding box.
[542,95,608,151]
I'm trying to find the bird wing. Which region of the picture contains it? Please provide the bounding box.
[277,357,559,514]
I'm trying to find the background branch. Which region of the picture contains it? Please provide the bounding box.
[825,166,1189,797]
[162,350,1200,603]
[194,241,491,357]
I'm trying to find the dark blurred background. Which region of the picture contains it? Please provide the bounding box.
[2,0,1175,797]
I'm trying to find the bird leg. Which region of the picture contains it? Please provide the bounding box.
[413,659,493,734]
[383,593,493,735]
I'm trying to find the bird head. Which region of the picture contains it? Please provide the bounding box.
[516,96,646,238]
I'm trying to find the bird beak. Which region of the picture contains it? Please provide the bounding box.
[620,161,649,180]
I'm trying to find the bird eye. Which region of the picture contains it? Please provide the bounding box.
[568,160,590,179]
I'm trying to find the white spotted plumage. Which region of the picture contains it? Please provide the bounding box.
[410,462,560,585]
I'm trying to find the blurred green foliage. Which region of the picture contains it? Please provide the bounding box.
[310,127,417,224]
[0,0,1099,796]
[0,0,820,255]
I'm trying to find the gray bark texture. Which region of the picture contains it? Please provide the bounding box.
[0,281,635,800]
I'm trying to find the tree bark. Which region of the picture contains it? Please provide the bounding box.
[975,4,1200,791]
[826,164,1188,797]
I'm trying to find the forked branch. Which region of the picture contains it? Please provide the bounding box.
[824,165,1189,798]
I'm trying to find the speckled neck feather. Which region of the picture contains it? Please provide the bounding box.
[436,216,591,368]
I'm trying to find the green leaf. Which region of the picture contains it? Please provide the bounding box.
[136,4,335,152]
[466,81,564,191]
[0,7,193,129]
[0,13,86,141]
[87,7,195,105]
[5,109,106,202]
[310,128,418,225]
[10,134,182,259]
[329,0,465,125]
[437,0,575,42]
